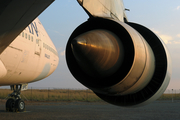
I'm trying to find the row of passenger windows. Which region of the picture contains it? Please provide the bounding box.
[19,32,34,42]
[19,32,58,57]
[43,43,58,56]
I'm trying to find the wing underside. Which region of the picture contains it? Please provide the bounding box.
[0,0,54,54]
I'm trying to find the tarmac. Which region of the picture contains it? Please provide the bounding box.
[0,100,180,120]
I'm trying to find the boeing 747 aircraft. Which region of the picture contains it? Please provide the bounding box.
[2,18,59,112]
[0,0,171,112]
[0,0,58,112]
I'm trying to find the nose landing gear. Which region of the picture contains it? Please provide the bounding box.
[6,85,25,112]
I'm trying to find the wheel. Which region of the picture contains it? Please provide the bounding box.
[15,99,25,112]
[6,98,15,112]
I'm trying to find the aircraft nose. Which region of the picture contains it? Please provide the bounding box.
[71,30,124,78]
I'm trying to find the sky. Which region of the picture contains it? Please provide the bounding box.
[29,0,180,90]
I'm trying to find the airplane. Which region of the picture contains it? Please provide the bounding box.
[0,0,171,112]
[0,0,59,112]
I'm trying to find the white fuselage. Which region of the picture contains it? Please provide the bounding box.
[0,18,59,86]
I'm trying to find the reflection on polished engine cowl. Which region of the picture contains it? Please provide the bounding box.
[66,17,171,107]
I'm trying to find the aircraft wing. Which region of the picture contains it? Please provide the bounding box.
[77,0,128,22]
[0,0,54,54]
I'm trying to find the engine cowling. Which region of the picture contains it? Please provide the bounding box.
[66,17,171,107]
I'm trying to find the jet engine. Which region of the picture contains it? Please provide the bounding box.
[66,17,171,107]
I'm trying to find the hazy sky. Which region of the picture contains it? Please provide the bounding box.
[30,0,180,89]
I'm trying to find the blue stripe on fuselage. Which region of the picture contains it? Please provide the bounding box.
[32,63,51,82]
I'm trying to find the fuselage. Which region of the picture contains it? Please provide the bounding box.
[0,18,59,86]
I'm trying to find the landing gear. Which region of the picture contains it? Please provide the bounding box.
[6,85,25,112]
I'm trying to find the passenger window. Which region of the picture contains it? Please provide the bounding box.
[28,35,30,40]
[25,33,27,39]
[22,32,24,37]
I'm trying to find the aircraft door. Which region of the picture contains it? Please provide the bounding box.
[35,39,41,56]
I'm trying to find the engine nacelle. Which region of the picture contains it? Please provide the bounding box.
[66,17,171,107]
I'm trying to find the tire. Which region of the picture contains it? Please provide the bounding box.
[6,98,15,112]
[15,99,25,112]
